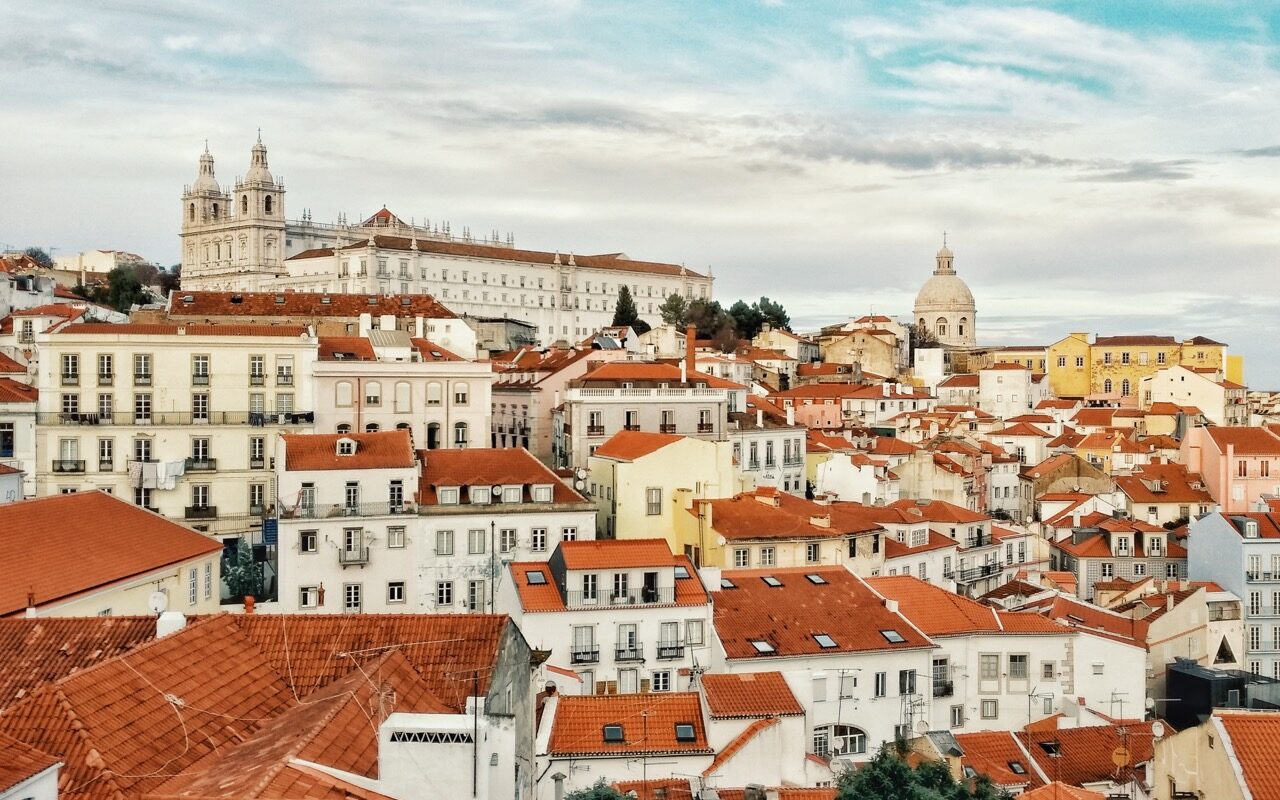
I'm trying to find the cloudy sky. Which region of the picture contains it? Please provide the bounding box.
[4,1,1280,384]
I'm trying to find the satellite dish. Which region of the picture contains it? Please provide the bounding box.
[148,591,168,614]
[491,484,503,499]
[1151,721,1166,739]
[575,468,588,480]
[574,479,587,490]
[914,719,930,734]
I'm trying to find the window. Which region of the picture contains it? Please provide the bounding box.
[1009,654,1029,680]
[453,382,469,405]
[645,487,662,516]
[343,583,362,613]
[453,422,469,446]
[387,526,406,549]
[582,574,597,601]
[981,699,998,719]
[468,528,486,554]
[387,581,405,604]
[188,568,198,605]
[806,542,820,564]
[499,528,517,553]
[760,546,776,566]
[1166,563,1179,579]
[467,580,484,611]
[299,586,319,609]
[1101,562,1115,578]
[1042,661,1056,679]
[686,620,704,646]
[950,705,965,728]
[881,629,905,643]
[203,562,212,600]
[436,530,454,555]
[750,640,775,654]
[815,634,838,649]
[249,483,265,512]
[898,669,917,695]
[874,672,887,697]
[299,530,318,553]
[652,670,671,692]
[134,353,152,383]
[980,654,999,680]
[1134,563,1147,576]
[532,528,547,551]
[561,527,577,541]
[436,581,453,605]
[734,548,749,568]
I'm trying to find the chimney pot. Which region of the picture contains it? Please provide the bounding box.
[685,324,697,381]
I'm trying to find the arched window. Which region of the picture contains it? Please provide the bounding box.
[188,203,195,222]
[1121,378,1131,396]
[336,423,352,434]
[365,381,381,406]
[918,318,925,329]
[814,724,867,757]
[394,381,411,413]
[396,422,411,431]
[265,195,274,215]
[426,382,443,407]
[241,195,248,214]
[214,242,221,259]
[335,381,353,407]
[958,317,967,336]
[936,317,947,337]
[427,422,441,450]
[211,202,219,220]
[453,422,469,447]
[365,423,380,433]
[453,382,469,406]
[1104,379,1113,394]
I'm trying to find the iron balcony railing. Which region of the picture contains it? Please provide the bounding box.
[39,411,314,426]
[657,641,685,660]
[339,547,370,566]
[184,505,217,520]
[192,374,210,386]
[616,642,644,662]
[185,457,217,472]
[134,374,152,386]
[51,459,85,473]
[697,422,714,433]
[98,373,114,386]
[955,563,1002,582]
[61,373,79,386]
[659,423,677,434]
[564,586,676,606]
[282,501,417,519]
[570,646,599,665]
[933,680,955,698]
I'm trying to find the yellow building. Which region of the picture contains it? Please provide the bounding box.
[991,345,1048,373]
[818,329,901,378]
[1045,333,1229,400]
[587,431,739,556]
[1045,332,1092,398]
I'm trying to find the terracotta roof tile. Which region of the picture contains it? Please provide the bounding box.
[869,576,1062,636]
[0,617,156,711]
[713,567,933,659]
[593,430,685,461]
[715,790,836,800]
[696,493,881,541]
[1214,712,1280,800]
[1093,335,1178,346]
[1205,426,1280,455]
[282,430,415,471]
[416,448,585,505]
[1023,723,1156,786]
[561,539,679,570]
[939,374,979,387]
[614,778,696,800]
[317,336,376,360]
[169,290,456,319]
[700,672,804,718]
[955,730,1045,789]
[410,338,463,361]
[0,731,58,794]
[1019,783,1104,800]
[0,492,223,616]
[886,499,989,524]
[0,377,36,403]
[987,422,1053,438]
[574,361,743,389]
[1115,463,1213,505]
[547,693,712,756]
[56,322,311,337]
[0,351,25,373]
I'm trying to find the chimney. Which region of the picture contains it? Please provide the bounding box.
[685,324,697,381]
[786,406,795,426]
[156,611,187,638]
[884,598,900,613]
[810,514,832,528]
[1072,507,1083,528]
[414,315,425,338]
[552,773,567,800]
[1166,594,1175,612]
[882,382,890,397]
[244,595,255,614]
[756,409,764,428]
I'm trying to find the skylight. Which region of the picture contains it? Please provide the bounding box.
[603,724,624,743]
[750,640,775,653]
[1039,742,1060,756]
[674,723,696,742]
[1008,761,1026,775]
[814,634,838,649]
[805,574,828,584]
[880,630,906,643]
[674,566,690,579]
[761,576,782,587]
[526,570,547,586]
[720,578,737,590]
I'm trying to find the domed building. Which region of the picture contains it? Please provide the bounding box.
[913,241,976,348]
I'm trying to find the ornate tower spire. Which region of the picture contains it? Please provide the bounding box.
[934,235,955,275]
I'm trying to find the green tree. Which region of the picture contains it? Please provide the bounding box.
[105,265,149,311]
[564,779,627,800]
[755,295,791,331]
[728,299,765,339]
[23,247,53,269]
[658,293,688,326]
[835,747,1012,800]
[686,298,738,353]
[610,284,649,334]
[157,264,182,295]
[221,536,263,601]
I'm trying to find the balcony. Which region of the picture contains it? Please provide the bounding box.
[60,373,79,387]
[51,459,85,474]
[281,501,416,519]
[933,680,954,698]
[98,374,114,387]
[134,374,152,386]
[955,563,1002,583]
[249,374,265,386]
[616,642,645,662]
[570,646,600,665]
[697,422,714,433]
[98,460,114,472]
[659,423,677,434]
[963,535,994,549]
[623,423,641,432]
[1247,572,1280,582]
[249,503,266,516]
[276,374,293,386]
[339,547,370,566]
[185,457,217,472]
[586,425,605,436]
[192,374,210,386]
[657,642,685,660]
[185,505,217,520]
[249,457,266,469]
[39,410,315,427]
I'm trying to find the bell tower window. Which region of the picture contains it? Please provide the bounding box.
[241,195,248,214]
[958,317,967,336]
[211,203,219,220]
[188,203,195,222]
[265,195,274,215]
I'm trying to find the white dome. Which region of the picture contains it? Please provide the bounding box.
[244,140,273,184]
[914,273,975,311]
[192,151,220,192]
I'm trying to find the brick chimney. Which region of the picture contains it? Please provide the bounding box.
[685,324,697,382]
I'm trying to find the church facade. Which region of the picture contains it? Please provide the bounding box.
[913,242,977,348]
[179,139,714,344]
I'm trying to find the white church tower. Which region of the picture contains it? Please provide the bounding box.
[180,135,286,291]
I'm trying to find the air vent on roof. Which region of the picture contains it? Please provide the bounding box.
[401,296,412,306]
[367,296,378,305]
[274,294,285,304]
[181,295,194,304]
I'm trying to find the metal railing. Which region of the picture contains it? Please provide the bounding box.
[192,374,210,386]
[184,505,217,520]
[933,680,954,698]
[955,563,1002,582]
[616,643,644,662]
[134,374,152,386]
[657,642,685,660]
[38,410,315,426]
[98,374,114,386]
[51,459,85,473]
[282,501,417,519]
[249,457,266,469]
[586,425,605,436]
[61,373,79,386]
[565,586,676,606]
[570,646,599,665]
[339,547,370,565]
[697,422,714,433]
[659,423,677,434]
[249,374,265,386]
[185,457,217,472]
[276,374,293,386]
[98,460,114,472]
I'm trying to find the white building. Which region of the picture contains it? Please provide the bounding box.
[1141,364,1248,426]
[499,538,712,695]
[275,432,597,615]
[728,397,807,495]
[0,378,37,496]
[178,141,714,340]
[979,363,1049,420]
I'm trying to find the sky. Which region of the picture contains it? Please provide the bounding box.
[3,0,1280,384]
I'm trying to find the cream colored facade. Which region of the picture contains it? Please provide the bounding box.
[913,244,977,348]
[587,436,738,542]
[33,326,318,539]
[27,553,222,618]
[1152,713,1250,800]
[1141,365,1246,426]
[819,330,900,378]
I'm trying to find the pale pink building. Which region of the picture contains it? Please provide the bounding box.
[1181,426,1280,513]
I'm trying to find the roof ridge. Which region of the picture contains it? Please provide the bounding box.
[701,716,780,777]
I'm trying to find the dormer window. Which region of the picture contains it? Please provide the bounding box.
[438,487,459,505]
[470,486,492,504]
[336,438,356,456]
[532,485,553,502]
[502,486,522,504]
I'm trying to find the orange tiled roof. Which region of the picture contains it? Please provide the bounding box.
[1071,408,1117,427]
[869,576,1064,637]
[1019,783,1103,800]
[1023,723,1155,786]
[0,493,222,617]
[886,499,989,524]
[282,430,415,471]
[1205,426,1280,455]
[696,492,881,541]
[0,616,157,711]
[702,717,779,777]
[1115,463,1213,504]
[614,778,696,800]
[955,730,1045,789]
[700,672,804,718]
[1216,711,1280,800]
[0,731,58,794]
[410,337,463,361]
[56,322,311,337]
[561,538,680,570]
[939,374,979,388]
[573,361,743,390]
[0,352,24,373]
[0,377,36,403]
[169,290,456,319]
[1037,398,1079,410]
[547,693,712,756]
[593,430,685,461]
[417,448,586,505]
[713,567,933,659]
[987,422,1053,438]
[511,553,707,613]
[317,336,376,360]
[11,303,83,318]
